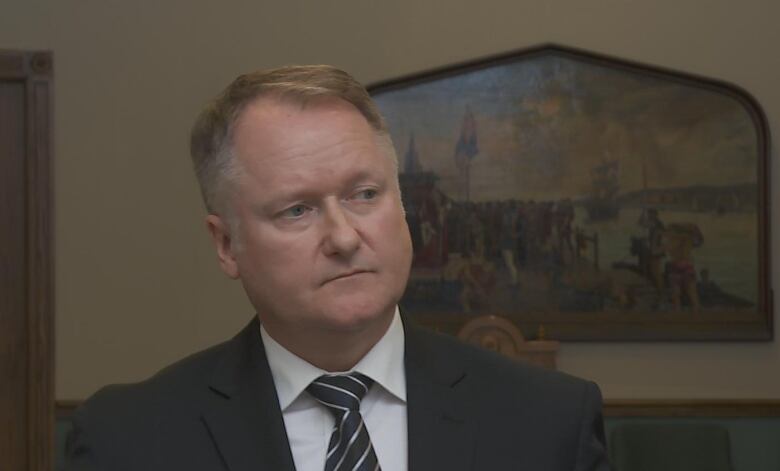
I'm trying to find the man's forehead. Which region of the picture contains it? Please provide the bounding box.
[238,94,362,126]
[233,96,378,158]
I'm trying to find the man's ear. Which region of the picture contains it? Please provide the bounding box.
[205,214,240,279]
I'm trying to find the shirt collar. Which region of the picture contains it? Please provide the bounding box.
[260,308,406,411]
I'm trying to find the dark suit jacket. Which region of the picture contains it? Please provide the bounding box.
[64,317,609,470]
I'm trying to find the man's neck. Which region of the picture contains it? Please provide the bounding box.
[258,313,395,372]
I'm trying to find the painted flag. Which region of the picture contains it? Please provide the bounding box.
[403,133,423,174]
[454,107,478,170]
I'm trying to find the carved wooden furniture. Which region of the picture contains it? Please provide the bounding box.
[457,315,559,370]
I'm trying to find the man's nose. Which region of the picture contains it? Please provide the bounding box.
[321,201,361,256]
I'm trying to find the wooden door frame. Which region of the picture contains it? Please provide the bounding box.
[0,49,55,471]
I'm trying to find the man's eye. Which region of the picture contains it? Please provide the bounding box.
[281,204,310,218]
[354,189,378,200]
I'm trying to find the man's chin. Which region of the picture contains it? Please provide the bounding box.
[314,305,394,334]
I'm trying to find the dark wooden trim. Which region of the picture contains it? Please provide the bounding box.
[0,50,52,79]
[604,399,780,417]
[56,399,780,419]
[0,50,55,471]
[26,53,54,471]
[0,51,26,78]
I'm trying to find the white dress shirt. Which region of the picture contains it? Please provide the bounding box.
[260,309,408,471]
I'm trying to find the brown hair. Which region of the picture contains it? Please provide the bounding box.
[189,65,391,214]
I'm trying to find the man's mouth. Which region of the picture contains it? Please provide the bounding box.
[323,269,371,284]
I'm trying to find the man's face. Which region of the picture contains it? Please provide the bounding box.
[210,96,412,340]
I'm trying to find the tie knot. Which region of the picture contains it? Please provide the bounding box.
[307,372,374,414]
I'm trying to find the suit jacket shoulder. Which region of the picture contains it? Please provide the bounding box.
[404,322,609,471]
[69,336,230,438]
[64,318,296,471]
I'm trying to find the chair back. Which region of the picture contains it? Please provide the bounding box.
[610,423,733,471]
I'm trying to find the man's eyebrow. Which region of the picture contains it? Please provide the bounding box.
[343,168,385,186]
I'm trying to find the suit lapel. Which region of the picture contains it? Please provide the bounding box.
[404,319,475,471]
[201,317,296,471]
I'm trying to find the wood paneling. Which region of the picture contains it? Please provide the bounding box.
[0,74,29,471]
[55,399,780,420]
[604,399,780,417]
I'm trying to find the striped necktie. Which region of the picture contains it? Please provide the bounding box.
[306,373,381,471]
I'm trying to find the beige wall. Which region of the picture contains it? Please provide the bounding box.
[1,0,778,400]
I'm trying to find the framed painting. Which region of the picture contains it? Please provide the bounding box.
[369,45,771,340]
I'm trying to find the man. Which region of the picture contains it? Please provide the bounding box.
[65,65,609,470]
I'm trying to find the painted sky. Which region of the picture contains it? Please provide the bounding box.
[374,55,760,202]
